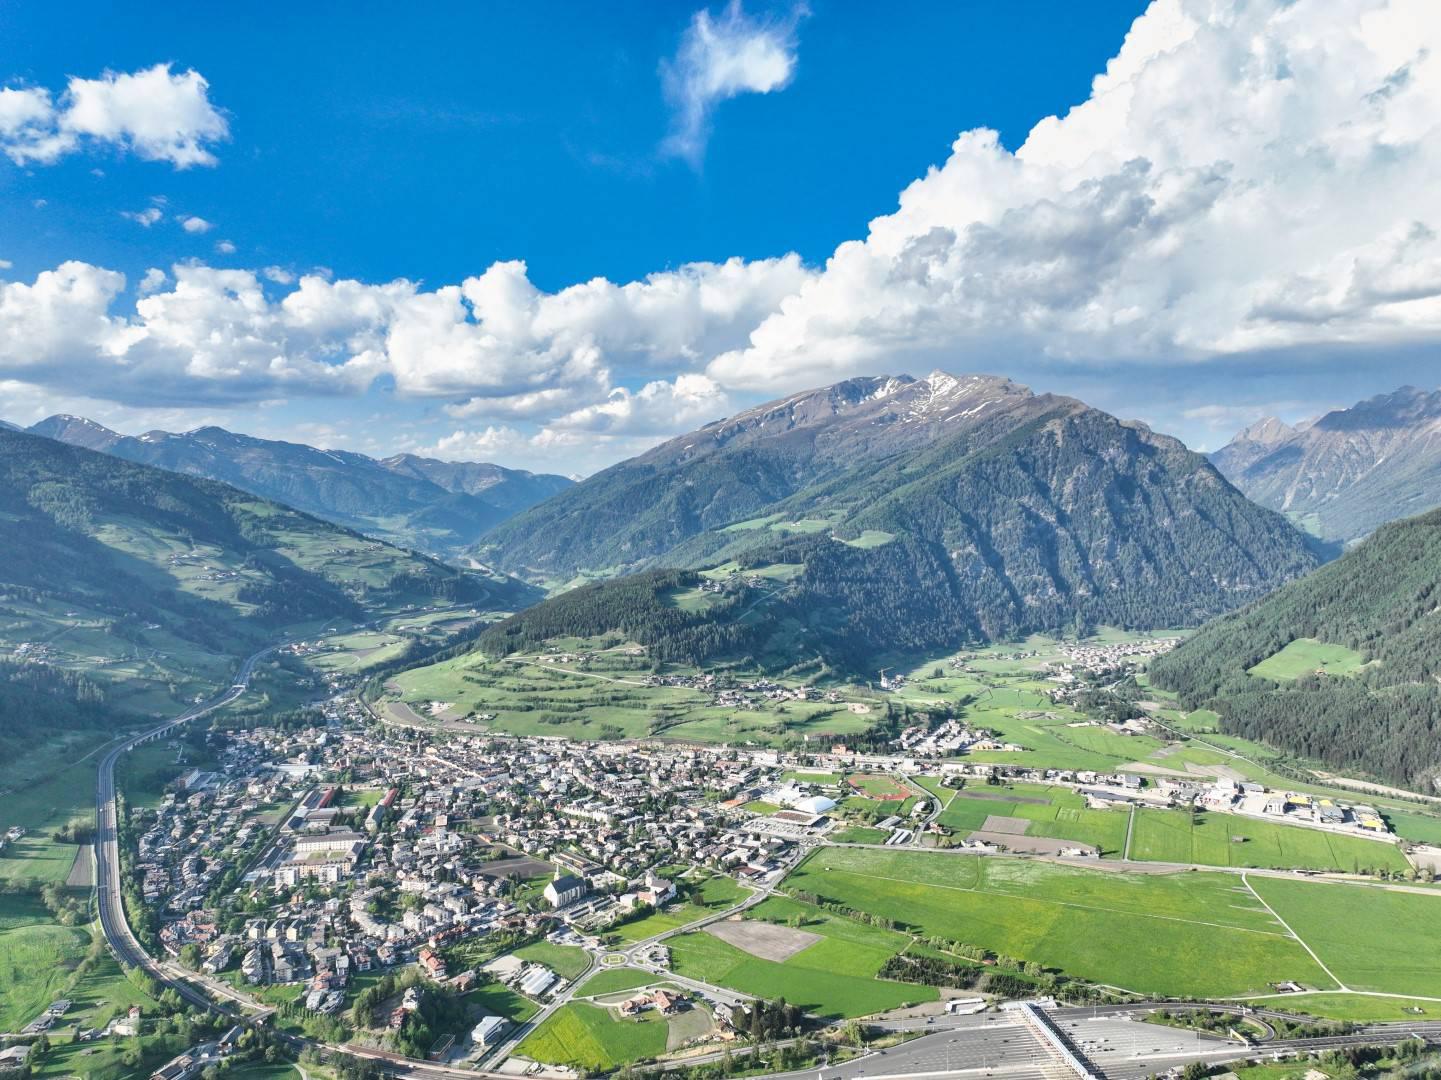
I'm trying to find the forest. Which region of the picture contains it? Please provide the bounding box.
[1150,507,1441,787]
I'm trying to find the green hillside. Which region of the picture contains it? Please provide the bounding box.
[0,427,528,757]
[1149,507,1441,788]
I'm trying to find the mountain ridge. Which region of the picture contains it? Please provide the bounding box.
[473,371,1323,670]
[1211,385,1441,544]
[25,415,572,557]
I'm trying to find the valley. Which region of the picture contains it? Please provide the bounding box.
[3,374,1441,1080]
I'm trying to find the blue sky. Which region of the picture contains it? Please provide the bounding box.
[2,0,1439,474]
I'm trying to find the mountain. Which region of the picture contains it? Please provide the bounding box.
[474,371,1322,669]
[27,416,572,557]
[1210,386,1441,544]
[0,426,527,748]
[1149,507,1441,790]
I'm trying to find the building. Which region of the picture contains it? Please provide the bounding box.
[793,795,837,815]
[470,1015,508,1047]
[542,872,588,909]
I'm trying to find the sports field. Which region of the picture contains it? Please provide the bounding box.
[1248,639,1366,682]
[784,848,1335,997]
[516,1001,669,1071]
[668,895,937,1018]
[938,783,1129,855]
[1130,808,1410,873]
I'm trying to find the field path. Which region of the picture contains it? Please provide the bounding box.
[1123,805,1137,860]
[505,657,648,685]
[1241,873,1348,990]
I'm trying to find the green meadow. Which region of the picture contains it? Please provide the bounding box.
[1129,808,1411,873]
[1248,639,1367,682]
[517,1002,669,1072]
[784,848,1336,997]
[668,895,936,1018]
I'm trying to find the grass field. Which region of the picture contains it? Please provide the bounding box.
[1130,808,1411,873]
[464,978,540,1023]
[582,967,662,996]
[1248,639,1366,682]
[937,783,1129,855]
[829,826,890,844]
[1247,992,1436,1022]
[0,892,90,1032]
[512,940,591,980]
[1247,876,1441,998]
[516,1001,668,1071]
[668,895,936,1019]
[784,848,1336,997]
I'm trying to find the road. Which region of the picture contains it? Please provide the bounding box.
[93,646,278,1015]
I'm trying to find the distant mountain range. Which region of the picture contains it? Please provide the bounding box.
[1150,505,1441,789]
[1211,386,1441,544]
[477,371,1322,668]
[23,415,573,557]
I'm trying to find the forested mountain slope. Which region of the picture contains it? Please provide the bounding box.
[28,415,572,557]
[1211,386,1441,544]
[473,374,1322,672]
[1149,507,1441,789]
[477,372,1047,578]
[0,427,522,748]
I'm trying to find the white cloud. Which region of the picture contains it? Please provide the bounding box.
[548,374,728,435]
[122,207,164,227]
[709,0,1441,389]
[179,215,214,233]
[215,239,237,255]
[0,64,227,168]
[662,0,803,166]
[5,0,1441,472]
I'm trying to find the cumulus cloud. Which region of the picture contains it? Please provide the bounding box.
[0,254,806,416]
[709,0,1441,388]
[215,239,237,255]
[179,215,214,233]
[6,0,1441,470]
[122,207,163,227]
[548,374,728,435]
[0,64,227,167]
[662,0,804,165]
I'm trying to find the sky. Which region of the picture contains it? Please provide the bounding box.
[2,0,1439,475]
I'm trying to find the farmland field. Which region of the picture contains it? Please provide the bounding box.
[1248,639,1366,682]
[1247,876,1441,998]
[1129,808,1410,872]
[668,899,936,1019]
[386,643,881,747]
[938,783,1130,855]
[784,848,1337,997]
[516,1001,668,1072]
